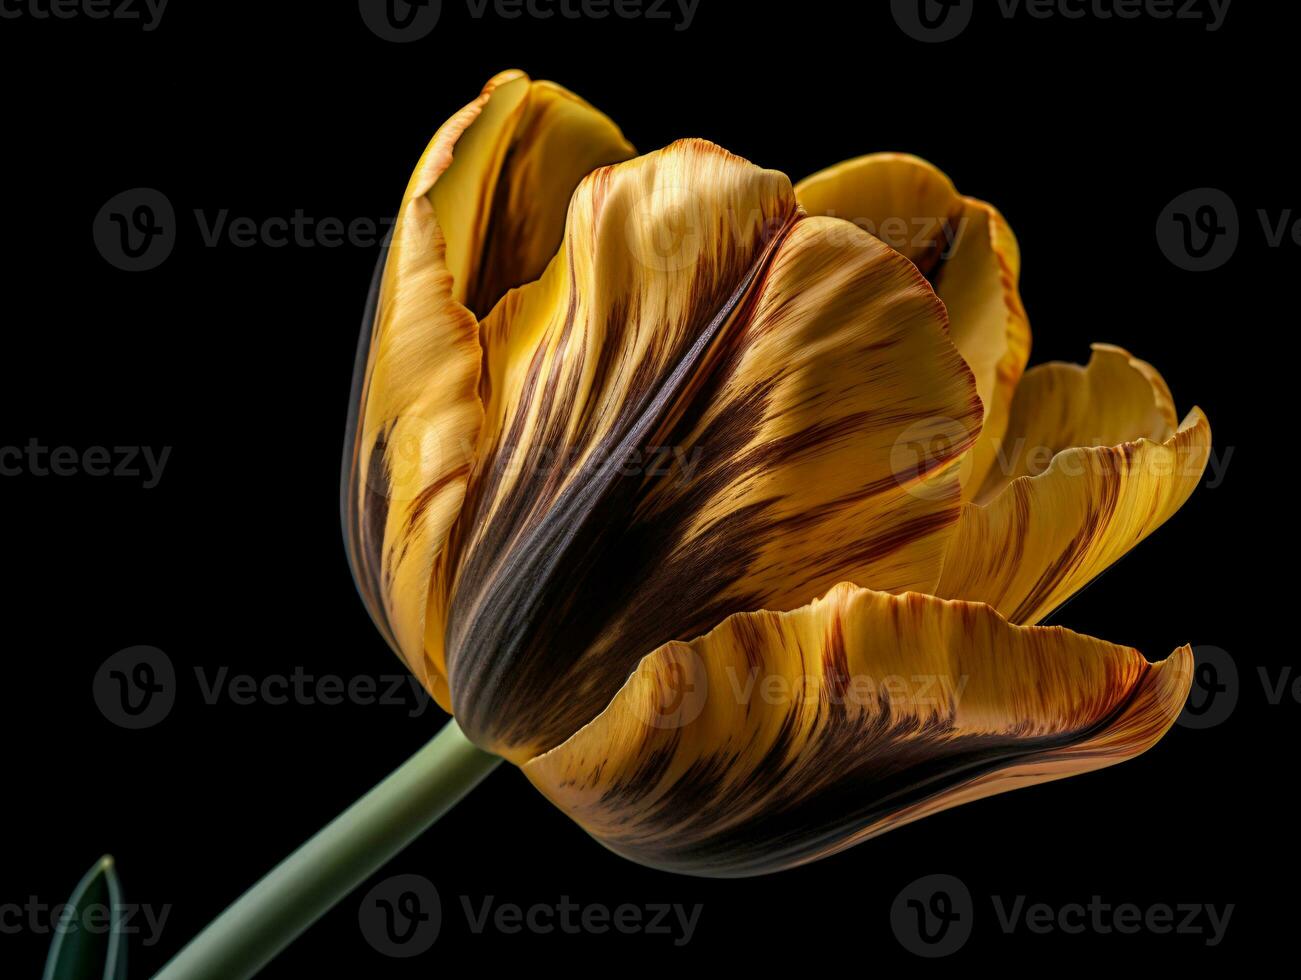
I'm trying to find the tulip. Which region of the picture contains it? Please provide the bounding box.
[156,70,1210,977]
[342,66,1208,867]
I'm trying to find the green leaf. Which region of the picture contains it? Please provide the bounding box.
[41,856,128,980]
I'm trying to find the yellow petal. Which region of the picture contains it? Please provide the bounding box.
[795,153,963,273]
[796,154,1031,497]
[934,345,1210,624]
[936,200,1032,495]
[410,71,636,316]
[343,71,632,691]
[523,583,1192,877]
[969,343,1179,502]
[434,140,981,761]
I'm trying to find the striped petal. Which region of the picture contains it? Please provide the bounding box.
[523,583,1192,877]
[934,345,1211,624]
[435,140,982,761]
[421,71,636,316]
[796,154,1031,498]
[342,71,633,689]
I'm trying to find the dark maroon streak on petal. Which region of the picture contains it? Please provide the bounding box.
[446,214,801,754]
[340,247,400,654]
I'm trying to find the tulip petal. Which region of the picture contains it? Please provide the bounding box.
[523,583,1192,877]
[343,71,633,689]
[343,149,484,685]
[795,153,964,274]
[437,141,981,760]
[934,346,1211,625]
[968,343,1179,503]
[936,201,1032,496]
[796,154,1031,497]
[416,72,636,316]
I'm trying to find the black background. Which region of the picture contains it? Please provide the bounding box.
[1,0,1287,973]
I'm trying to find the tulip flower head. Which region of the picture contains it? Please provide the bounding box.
[342,70,1209,877]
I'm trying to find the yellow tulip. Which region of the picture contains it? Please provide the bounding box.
[148,71,1216,979]
[341,70,1209,877]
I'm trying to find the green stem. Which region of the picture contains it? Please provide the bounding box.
[152,720,500,980]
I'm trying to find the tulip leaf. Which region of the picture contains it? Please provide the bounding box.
[41,856,127,980]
